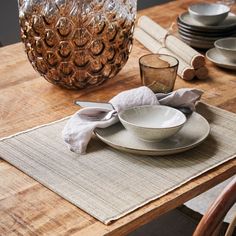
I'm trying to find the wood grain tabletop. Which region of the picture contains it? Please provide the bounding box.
[0,0,235,235]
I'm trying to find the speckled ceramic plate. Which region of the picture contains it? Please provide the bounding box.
[95,112,210,156]
[177,22,236,37]
[178,12,236,32]
[178,35,214,49]
[178,28,231,41]
[206,48,236,70]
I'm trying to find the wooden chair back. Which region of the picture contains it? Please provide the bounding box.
[193,177,236,236]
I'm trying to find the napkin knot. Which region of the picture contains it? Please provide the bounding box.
[110,86,158,112]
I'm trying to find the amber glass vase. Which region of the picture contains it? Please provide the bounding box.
[18,0,137,89]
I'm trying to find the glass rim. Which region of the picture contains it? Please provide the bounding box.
[139,53,179,70]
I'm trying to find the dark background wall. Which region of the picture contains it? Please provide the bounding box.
[0,1,20,46]
[138,0,170,10]
[0,0,170,46]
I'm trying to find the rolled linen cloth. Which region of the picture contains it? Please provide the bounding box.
[62,86,203,154]
[195,66,209,80]
[137,16,205,69]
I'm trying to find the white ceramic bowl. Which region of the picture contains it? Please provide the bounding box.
[118,105,186,142]
[214,37,236,62]
[188,3,230,26]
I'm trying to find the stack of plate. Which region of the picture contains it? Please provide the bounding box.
[177,12,236,49]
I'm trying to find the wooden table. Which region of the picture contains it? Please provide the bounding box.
[0,0,235,235]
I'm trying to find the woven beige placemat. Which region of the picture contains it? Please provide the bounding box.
[0,102,235,224]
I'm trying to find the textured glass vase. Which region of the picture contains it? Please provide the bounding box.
[18,0,137,89]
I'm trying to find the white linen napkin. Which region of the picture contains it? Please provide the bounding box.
[62,86,203,154]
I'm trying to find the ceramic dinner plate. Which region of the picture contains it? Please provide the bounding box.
[177,23,236,37]
[178,29,236,49]
[206,48,236,70]
[178,12,236,32]
[95,112,210,156]
[179,35,214,49]
[178,27,235,40]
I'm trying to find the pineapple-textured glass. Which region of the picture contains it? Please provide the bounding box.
[18,0,137,89]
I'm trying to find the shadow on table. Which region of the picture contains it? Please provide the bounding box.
[128,208,198,236]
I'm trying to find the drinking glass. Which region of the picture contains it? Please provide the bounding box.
[139,54,179,93]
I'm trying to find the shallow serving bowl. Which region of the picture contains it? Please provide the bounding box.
[214,37,236,62]
[188,3,230,26]
[118,105,186,142]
